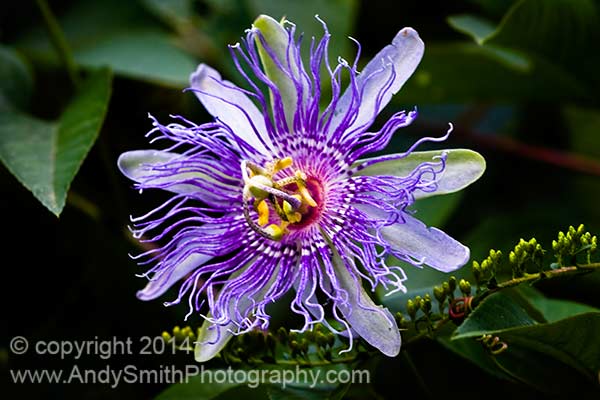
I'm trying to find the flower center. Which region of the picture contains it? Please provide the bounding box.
[241,157,322,241]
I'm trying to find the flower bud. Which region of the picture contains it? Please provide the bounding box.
[448,276,457,292]
[433,285,446,303]
[406,299,417,319]
[459,279,471,295]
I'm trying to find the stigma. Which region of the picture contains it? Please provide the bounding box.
[241,157,321,241]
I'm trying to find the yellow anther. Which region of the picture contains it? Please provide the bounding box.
[296,185,316,208]
[265,224,285,241]
[293,170,317,207]
[273,157,293,173]
[299,186,317,207]
[256,199,270,226]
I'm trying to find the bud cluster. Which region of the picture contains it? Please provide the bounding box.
[552,224,597,266]
[472,249,502,290]
[509,238,544,277]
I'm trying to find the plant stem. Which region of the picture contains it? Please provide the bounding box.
[36,0,81,87]
[496,262,600,289]
[473,262,599,305]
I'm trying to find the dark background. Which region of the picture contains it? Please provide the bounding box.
[2,0,599,398]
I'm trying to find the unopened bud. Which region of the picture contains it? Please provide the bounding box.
[459,279,472,295]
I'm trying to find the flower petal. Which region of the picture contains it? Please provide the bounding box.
[195,263,282,362]
[194,315,236,363]
[330,27,424,135]
[190,64,272,155]
[253,15,299,129]
[137,253,212,301]
[331,247,401,357]
[381,214,470,272]
[355,149,486,199]
[118,150,204,194]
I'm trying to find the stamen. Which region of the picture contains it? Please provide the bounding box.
[264,224,285,241]
[256,199,269,226]
[295,171,318,207]
[241,157,320,240]
[272,156,293,173]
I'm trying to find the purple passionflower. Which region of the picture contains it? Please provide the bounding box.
[118,15,485,361]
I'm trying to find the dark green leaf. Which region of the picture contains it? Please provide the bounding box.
[155,364,351,400]
[466,0,517,17]
[0,45,33,111]
[399,42,588,104]
[74,31,197,88]
[246,0,358,60]
[498,313,600,379]
[438,335,509,379]
[16,0,198,88]
[140,0,194,27]
[155,375,241,400]
[447,14,496,44]
[451,290,600,391]
[516,286,599,323]
[0,69,112,216]
[447,0,600,98]
[453,291,537,339]
[410,192,463,228]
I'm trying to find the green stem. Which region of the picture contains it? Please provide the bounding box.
[497,262,599,289]
[36,0,81,87]
[475,262,599,305]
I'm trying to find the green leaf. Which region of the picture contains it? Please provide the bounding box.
[155,365,350,400]
[140,0,193,28]
[516,286,600,323]
[74,31,197,88]
[447,0,600,98]
[410,192,463,228]
[447,14,496,45]
[453,291,537,339]
[399,42,588,104]
[438,335,509,380]
[155,375,241,400]
[0,45,33,111]
[449,290,600,392]
[498,313,600,378]
[0,69,112,216]
[466,0,517,17]
[246,0,358,61]
[16,0,198,88]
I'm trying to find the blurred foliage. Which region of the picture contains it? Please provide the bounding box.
[2,0,599,399]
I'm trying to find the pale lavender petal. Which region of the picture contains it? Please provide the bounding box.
[329,28,424,136]
[118,150,203,194]
[195,317,235,363]
[190,64,273,154]
[332,248,401,357]
[381,214,470,272]
[138,253,212,301]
